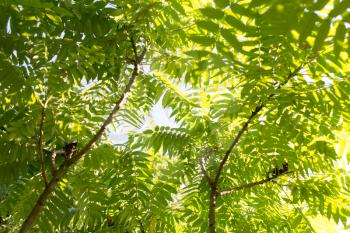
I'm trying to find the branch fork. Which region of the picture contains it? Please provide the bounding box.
[206,63,304,233]
[19,36,147,233]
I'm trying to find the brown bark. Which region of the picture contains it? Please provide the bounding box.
[208,187,217,233]
[219,171,293,196]
[206,63,304,232]
[18,163,68,233]
[207,105,263,233]
[37,102,48,187]
[213,105,263,186]
[199,157,213,185]
[18,38,145,233]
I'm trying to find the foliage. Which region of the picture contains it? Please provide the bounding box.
[0,0,350,232]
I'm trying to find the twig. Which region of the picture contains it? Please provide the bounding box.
[199,157,213,185]
[37,96,52,187]
[213,63,303,187]
[218,171,294,196]
[49,150,56,175]
[207,63,304,233]
[69,36,142,163]
[18,35,146,233]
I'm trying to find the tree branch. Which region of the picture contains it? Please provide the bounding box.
[213,105,264,186]
[18,36,146,233]
[37,96,51,187]
[213,63,304,187]
[199,157,213,186]
[68,36,143,164]
[207,63,304,233]
[218,171,293,196]
[209,187,217,233]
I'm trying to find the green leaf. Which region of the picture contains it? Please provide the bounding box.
[230,3,256,18]
[170,0,186,15]
[143,129,153,134]
[45,13,62,24]
[225,15,253,33]
[299,12,318,43]
[189,35,215,46]
[214,0,229,9]
[200,7,224,19]
[313,0,329,10]
[329,1,350,18]
[53,7,73,17]
[220,28,242,51]
[313,18,331,52]
[333,22,346,57]
[185,50,211,58]
[196,20,220,33]
[249,0,271,7]
[292,214,303,227]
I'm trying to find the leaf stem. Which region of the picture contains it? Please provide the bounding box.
[199,157,213,185]
[218,171,293,196]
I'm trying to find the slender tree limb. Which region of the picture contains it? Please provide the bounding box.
[207,63,304,233]
[219,177,273,195]
[218,171,294,196]
[49,150,57,175]
[18,36,146,233]
[199,157,213,186]
[68,36,143,164]
[18,162,69,233]
[213,104,264,186]
[37,104,48,187]
[213,63,304,187]
[37,96,51,187]
[208,186,217,233]
[207,104,263,233]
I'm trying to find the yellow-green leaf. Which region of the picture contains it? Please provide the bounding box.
[220,28,242,51]
[200,7,224,19]
[196,20,220,33]
[313,18,331,52]
[46,13,62,24]
[189,35,215,46]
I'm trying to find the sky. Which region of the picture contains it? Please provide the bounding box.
[109,100,179,144]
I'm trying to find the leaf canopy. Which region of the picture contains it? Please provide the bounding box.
[0,0,349,232]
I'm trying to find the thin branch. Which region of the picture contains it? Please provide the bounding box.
[37,96,51,187]
[213,104,264,186]
[69,37,143,164]
[219,171,294,196]
[49,150,56,175]
[18,36,146,233]
[199,157,213,185]
[209,187,217,233]
[207,63,304,233]
[213,63,304,187]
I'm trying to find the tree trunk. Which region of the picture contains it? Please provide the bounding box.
[209,187,217,233]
